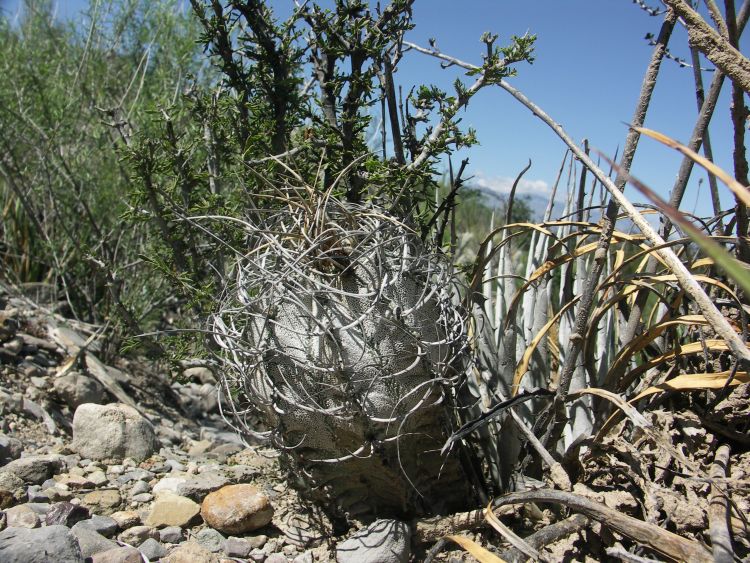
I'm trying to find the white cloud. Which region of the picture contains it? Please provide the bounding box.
[472,171,551,198]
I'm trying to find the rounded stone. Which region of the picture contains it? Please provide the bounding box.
[0,455,62,485]
[71,403,158,462]
[53,373,106,409]
[200,484,273,535]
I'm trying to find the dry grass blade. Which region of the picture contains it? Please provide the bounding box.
[568,388,650,429]
[512,296,580,395]
[484,502,544,562]
[444,534,508,563]
[634,126,750,208]
[631,370,749,401]
[602,315,711,389]
[622,339,731,384]
[632,273,737,300]
[493,490,713,563]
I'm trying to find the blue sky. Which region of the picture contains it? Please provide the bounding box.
[3,0,748,218]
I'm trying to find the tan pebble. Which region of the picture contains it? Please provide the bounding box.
[162,541,220,563]
[118,524,158,546]
[110,509,141,529]
[82,489,122,514]
[90,545,143,563]
[201,484,273,535]
[145,493,201,528]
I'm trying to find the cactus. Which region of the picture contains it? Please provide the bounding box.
[212,196,480,522]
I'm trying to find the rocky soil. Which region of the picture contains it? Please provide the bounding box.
[3,285,749,562]
[0,290,413,563]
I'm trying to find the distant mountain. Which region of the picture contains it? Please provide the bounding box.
[469,185,656,232]
[469,185,564,221]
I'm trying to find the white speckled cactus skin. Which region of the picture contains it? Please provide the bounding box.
[213,200,479,521]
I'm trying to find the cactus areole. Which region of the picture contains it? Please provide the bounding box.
[212,199,479,522]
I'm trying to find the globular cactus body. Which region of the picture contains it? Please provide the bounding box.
[213,199,478,521]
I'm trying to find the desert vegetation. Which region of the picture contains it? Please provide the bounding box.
[2,0,750,561]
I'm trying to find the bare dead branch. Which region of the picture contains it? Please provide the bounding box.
[492,490,713,562]
[663,0,750,94]
[709,444,734,562]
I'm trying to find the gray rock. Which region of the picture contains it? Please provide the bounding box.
[0,524,84,562]
[130,481,150,496]
[131,493,152,503]
[45,501,90,526]
[26,486,49,503]
[30,377,48,389]
[88,470,108,486]
[72,403,158,462]
[0,434,23,465]
[210,431,245,447]
[159,526,183,544]
[53,373,106,409]
[293,552,314,563]
[195,527,225,552]
[117,469,154,485]
[152,476,187,496]
[72,515,119,538]
[157,426,183,445]
[0,455,62,484]
[335,519,411,563]
[246,535,268,548]
[249,548,267,562]
[24,503,52,515]
[71,525,118,558]
[176,471,229,502]
[266,554,289,563]
[138,537,167,560]
[40,478,57,491]
[164,459,186,472]
[183,367,217,384]
[223,536,254,558]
